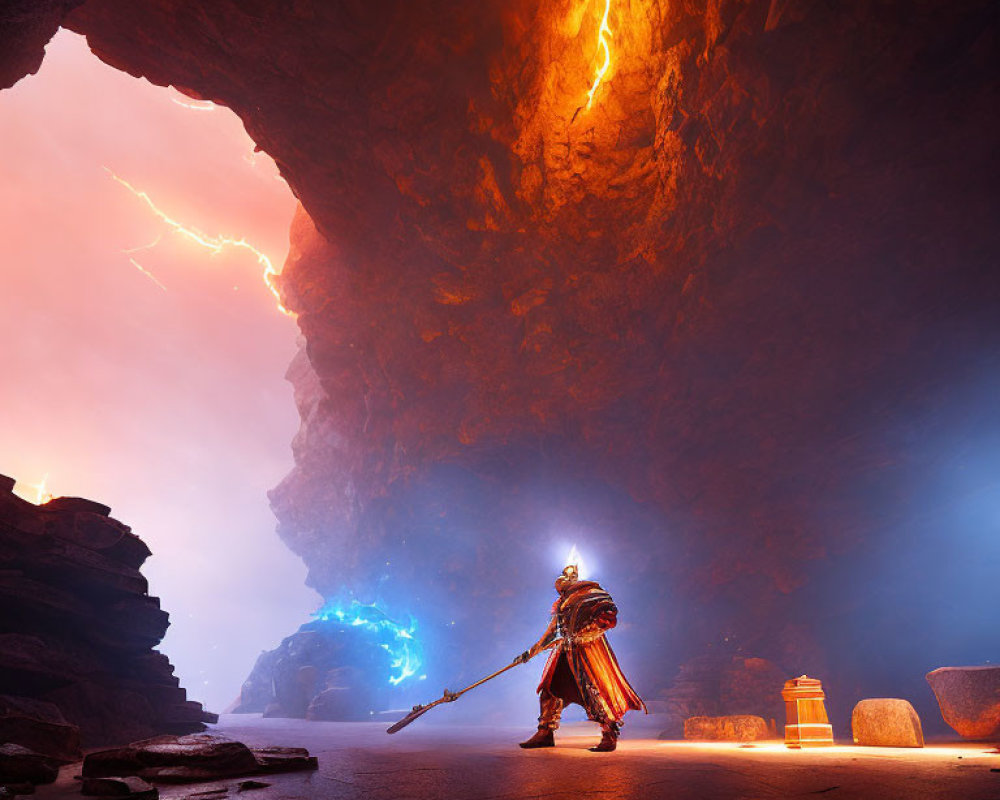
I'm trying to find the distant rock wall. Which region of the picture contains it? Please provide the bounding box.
[0,474,216,750]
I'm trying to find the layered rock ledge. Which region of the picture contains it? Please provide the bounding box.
[0,474,216,753]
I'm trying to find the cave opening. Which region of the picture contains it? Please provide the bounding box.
[1,2,998,798]
[0,27,317,715]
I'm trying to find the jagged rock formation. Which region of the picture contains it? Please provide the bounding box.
[0,475,216,750]
[0,0,85,90]
[233,620,391,721]
[3,0,997,724]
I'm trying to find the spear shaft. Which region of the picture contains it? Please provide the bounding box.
[386,642,556,734]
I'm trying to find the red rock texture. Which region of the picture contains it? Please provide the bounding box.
[0,0,86,89]
[6,0,997,702]
[0,477,215,747]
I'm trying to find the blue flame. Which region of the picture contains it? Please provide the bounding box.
[313,599,423,686]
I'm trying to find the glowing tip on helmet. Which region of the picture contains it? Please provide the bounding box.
[566,544,588,580]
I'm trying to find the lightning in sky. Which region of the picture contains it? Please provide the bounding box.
[585,0,613,110]
[126,257,168,291]
[170,97,216,112]
[122,234,168,290]
[105,168,292,316]
[123,233,163,254]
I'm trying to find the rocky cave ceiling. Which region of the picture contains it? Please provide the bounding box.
[5,0,998,674]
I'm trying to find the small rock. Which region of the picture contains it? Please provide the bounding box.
[683,715,769,742]
[249,747,318,773]
[851,698,924,747]
[82,775,157,798]
[237,780,270,791]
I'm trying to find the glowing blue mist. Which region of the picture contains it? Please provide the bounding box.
[312,599,423,686]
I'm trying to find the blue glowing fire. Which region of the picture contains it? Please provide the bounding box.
[313,599,423,686]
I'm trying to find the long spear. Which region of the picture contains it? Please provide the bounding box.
[386,642,555,734]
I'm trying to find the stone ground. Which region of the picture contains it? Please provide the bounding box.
[34,715,1000,800]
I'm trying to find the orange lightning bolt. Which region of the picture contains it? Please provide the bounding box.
[105,168,292,316]
[585,0,613,110]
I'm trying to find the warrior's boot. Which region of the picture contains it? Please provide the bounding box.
[589,727,618,752]
[519,727,555,749]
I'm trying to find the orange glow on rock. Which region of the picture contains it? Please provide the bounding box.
[14,474,54,505]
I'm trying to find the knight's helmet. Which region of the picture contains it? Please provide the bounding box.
[555,563,579,593]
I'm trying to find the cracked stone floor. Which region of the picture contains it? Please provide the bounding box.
[35,714,1000,800]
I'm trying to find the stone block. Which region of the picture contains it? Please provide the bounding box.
[851,698,924,747]
[684,715,769,742]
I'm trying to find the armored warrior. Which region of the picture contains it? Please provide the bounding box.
[516,564,646,751]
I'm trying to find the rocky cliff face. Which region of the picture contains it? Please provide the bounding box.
[0,475,215,749]
[7,0,997,701]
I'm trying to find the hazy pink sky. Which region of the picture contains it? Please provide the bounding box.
[0,29,319,711]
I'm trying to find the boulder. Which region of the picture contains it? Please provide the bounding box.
[0,695,81,762]
[926,666,1000,739]
[82,734,259,783]
[236,621,399,719]
[249,747,318,774]
[82,775,158,798]
[683,715,769,742]
[0,744,60,785]
[81,734,318,784]
[851,698,924,747]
